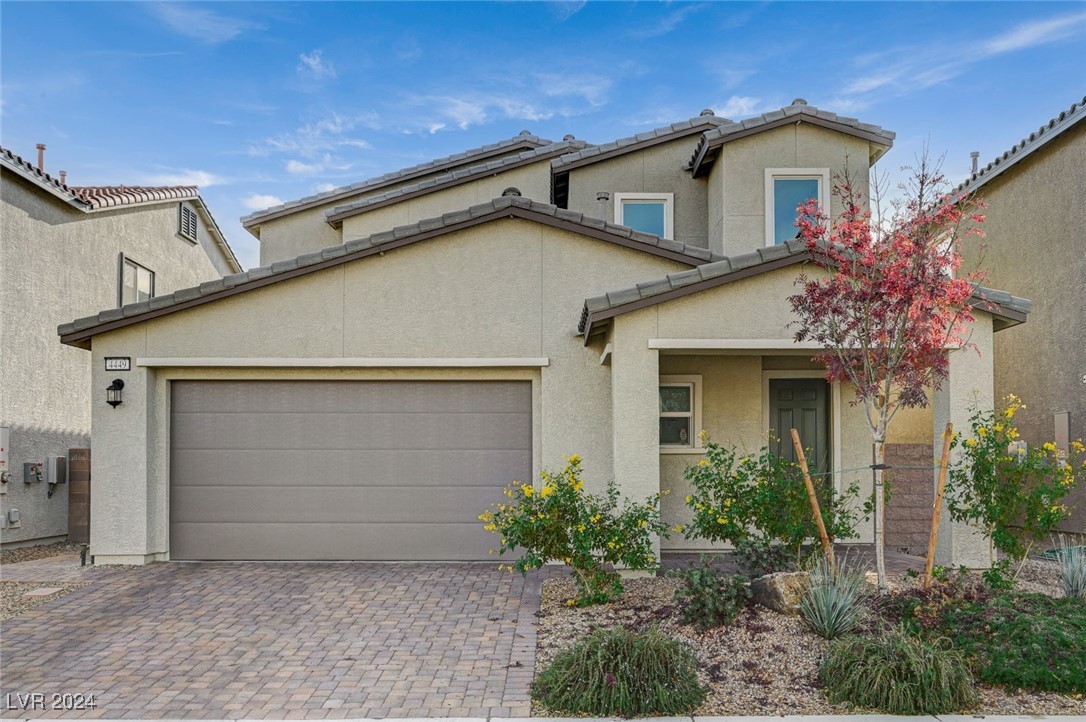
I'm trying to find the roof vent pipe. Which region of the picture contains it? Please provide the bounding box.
[501,187,522,197]
[59,170,67,185]
[700,108,715,116]
[791,98,808,106]
[563,134,576,141]
[596,191,610,220]
[970,151,980,175]
[35,143,46,171]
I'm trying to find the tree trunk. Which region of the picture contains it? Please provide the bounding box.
[873,438,889,595]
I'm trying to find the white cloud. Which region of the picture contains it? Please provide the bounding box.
[145,3,262,44]
[143,169,223,187]
[712,96,773,119]
[981,11,1086,54]
[314,183,337,193]
[250,112,378,158]
[285,155,351,176]
[549,1,587,21]
[629,4,707,39]
[242,193,284,210]
[297,50,337,81]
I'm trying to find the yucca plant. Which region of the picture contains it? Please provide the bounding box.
[1057,537,1086,599]
[532,626,705,716]
[800,555,869,639]
[822,626,979,714]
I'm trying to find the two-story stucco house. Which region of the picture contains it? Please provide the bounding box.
[957,96,1086,534]
[1,145,242,548]
[56,100,1031,567]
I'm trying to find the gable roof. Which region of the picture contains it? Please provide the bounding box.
[59,194,722,348]
[550,112,728,207]
[1,145,241,273]
[325,139,589,226]
[240,131,557,232]
[954,95,1086,195]
[579,241,1031,340]
[689,99,896,177]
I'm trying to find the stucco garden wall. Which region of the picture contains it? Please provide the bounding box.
[0,176,226,546]
[565,138,710,249]
[709,123,872,257]
[82,218,688,561]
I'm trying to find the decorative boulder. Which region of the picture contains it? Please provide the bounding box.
[750,571,811,615]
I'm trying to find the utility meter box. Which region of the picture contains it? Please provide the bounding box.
[44,456,67,484]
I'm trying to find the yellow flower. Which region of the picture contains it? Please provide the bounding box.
[993,424,1004,433]
[638,519,648,528]
[567,454,582,465]
[966,438,978,447]
[978,427,987,437]
[607,540,618,549]
[1043,442,1057,453]
[590,514,602,524]
[724,499,733,508]
[572,481,584,492]
[540,485,555,498]
[1071,440,1085,453]
[577,524,586,532]
[672,524,685,533]
[566,598,576,607]
[685,495,693,504]
[698,429,709,443]
[716,516,729,525]
[697,459,710,468]
[522,484,535,497]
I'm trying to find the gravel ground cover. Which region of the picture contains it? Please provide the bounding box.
[536,571,1086,717]
[0,541,83,565]
[0,580,90,621]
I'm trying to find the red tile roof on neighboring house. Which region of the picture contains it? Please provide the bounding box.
[70,185,199,209]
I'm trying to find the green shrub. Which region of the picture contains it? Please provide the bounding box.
[1057,538,1086,599]
[532,626,705,716]
[680,441,870,559]
[938,592,1086,693]
[800,557,869,639]
[481,455,668,606]
[821,627,979,714]
[671,558,751,630]
[733,536,794,578]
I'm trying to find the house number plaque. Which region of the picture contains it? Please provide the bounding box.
[104,357,131,371]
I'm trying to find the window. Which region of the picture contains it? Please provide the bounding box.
[765,169,829,246]
[659,375,702,449]
[179,204,198,243]
[614,192,674,239]
[119,256,154,306]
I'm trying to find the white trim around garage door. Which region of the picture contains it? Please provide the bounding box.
[137,357,550,368]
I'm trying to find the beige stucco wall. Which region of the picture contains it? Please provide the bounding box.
[258,157,552,266]
[566,138,709,249]
[709,123,873,257]
[82,218,688,561]
[0,174,228,546]
[961,124,1085,532]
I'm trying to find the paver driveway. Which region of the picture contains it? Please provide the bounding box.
[1,561,547,719]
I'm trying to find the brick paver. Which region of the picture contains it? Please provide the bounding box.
[0,562,550,719]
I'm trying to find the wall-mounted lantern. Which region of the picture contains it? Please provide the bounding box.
[106,379,125,408]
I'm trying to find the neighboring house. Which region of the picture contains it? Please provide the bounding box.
[957,96,1086,534]
[1,144,242,548]
[57,100,1029,567]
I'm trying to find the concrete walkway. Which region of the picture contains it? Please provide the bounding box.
[0,715,1081,721]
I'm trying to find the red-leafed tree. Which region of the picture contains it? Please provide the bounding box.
[787,155,987,593]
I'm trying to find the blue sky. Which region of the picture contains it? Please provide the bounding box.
[2,2,1084,269]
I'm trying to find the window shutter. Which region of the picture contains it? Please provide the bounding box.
[180,205,197,241]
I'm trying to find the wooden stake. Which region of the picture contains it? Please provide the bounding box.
[791,428,835,572]
[922,422,954,589]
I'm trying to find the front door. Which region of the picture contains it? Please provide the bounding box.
[769,378,830,476]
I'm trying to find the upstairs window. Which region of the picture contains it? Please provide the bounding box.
[119,255,155,306]
[179,204,198,243]
[765,169,829,246]
[615,192,674,239]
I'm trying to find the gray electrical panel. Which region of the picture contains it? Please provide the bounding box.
[44,456,67,484]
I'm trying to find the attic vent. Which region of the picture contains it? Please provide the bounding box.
[501,187,522,197]
[700,108,715,116]
[179,204,198,242]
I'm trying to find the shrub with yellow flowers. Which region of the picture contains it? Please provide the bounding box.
[946,395,1085,582]
[682,439,869,563]
[479,454,668,606]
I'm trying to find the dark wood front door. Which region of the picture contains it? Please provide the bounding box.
[769,378,830,476]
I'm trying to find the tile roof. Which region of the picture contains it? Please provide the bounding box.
[240,131,557,229]
[69,185,199,209]
[550,112,730,172]
[324,139,590,225]
[579,240,1031,339]
[59,194,722,347]
[689,100,896,176]
[954,95,1086,195]
[1,144,241,273]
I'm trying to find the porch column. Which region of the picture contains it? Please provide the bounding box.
[610,314,661,558]
[933,313,995,569]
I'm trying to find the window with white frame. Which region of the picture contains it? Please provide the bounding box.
[765,169,829,246]
[614,192,674,239]
[119,255,155,306]
[659,375,702,448]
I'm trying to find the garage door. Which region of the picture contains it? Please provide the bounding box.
[169,380,531,561]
